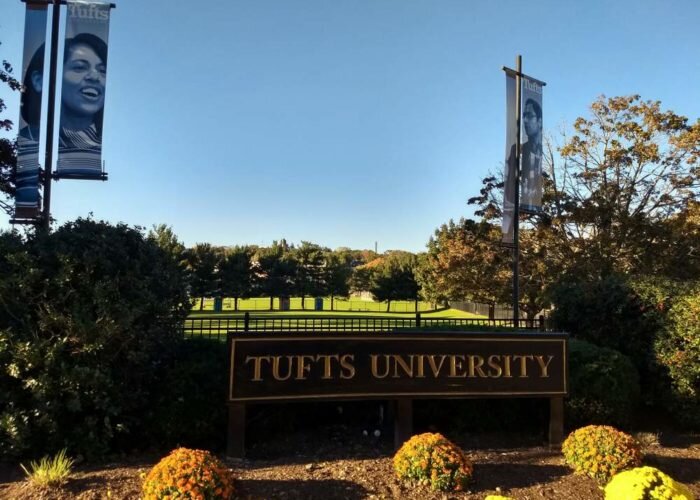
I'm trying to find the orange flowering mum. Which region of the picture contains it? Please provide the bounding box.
[143,448,235,500]
[562,425,642,484]
[393,432,473,491]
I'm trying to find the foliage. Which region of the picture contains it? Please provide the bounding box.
[293,241,326,308]
[567,340,640,427]
[393,432,473,492]
[655,286,700,427]
[0,219,191,459]
[148,224,186,264]
[324,250,352,309]
[254,241,297,310]
[20,448,74,488]
[149,339,228,450]
[217,246,255,311]
[142,447,234,500]
[562,425,642,484]
[484,496,515,500]
[370,251,421,311]
[185,243,220,310]
[604,466,695,500]
[1,48,21,216]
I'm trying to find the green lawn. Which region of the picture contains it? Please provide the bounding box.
[190,297,438,313]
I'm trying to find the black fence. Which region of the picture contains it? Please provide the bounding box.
[184,313,549,340]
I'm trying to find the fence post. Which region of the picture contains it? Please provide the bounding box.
[244,312,250,332]
[415,312,421,328]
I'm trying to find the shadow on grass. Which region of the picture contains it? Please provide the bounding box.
[234,478,369,500]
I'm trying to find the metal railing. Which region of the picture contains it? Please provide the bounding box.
[184,313,548,340]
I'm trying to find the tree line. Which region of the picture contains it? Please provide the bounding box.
[150,230,425,312]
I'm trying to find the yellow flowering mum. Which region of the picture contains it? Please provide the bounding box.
[484,496,514,500]
[604,466,694,500]
[562,425,642,484]
[393,432,473,491]
[143,447,235,500]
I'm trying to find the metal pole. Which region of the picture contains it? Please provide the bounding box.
[40,0,61,231]
[512,55,522,329]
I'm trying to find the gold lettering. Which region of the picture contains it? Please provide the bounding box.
[503,355,512,377]
[244,355,270,382]
[535,355,554,377]
[272,355,294,381]
[513,355,534,378]
[427,355,447,377]
[370,354,390,378]
[392,355,414,378]
[468,355,487,378]
[487,355,503,378]
[295,355,315,380]
[316,354,339,379]
[339,354,355,379]
[414,354,426,378]
[449,355,467,377]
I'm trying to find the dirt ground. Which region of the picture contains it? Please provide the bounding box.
[1,427,698,499]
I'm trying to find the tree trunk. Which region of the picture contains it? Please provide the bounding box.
[270,296,274,311]
[301,296,305,310]
[234,297,238,311]
[387,300,391,312]
[200,296,204,311]
[415,298,418,312]
[331,295,334,311]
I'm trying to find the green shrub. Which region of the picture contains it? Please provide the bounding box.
[655,289,700,427]
[0,219,191,459]
[604,466,695,500]
[562,425,642,484]
[393,432,473,491]
[567,340,640,427]
[20,448,75,488]
[149,339,228,450]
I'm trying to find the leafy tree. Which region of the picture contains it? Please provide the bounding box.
[1,45,21,217]
[148,224,186,264]
[0,219,190,458]
[349,266,374,295]
[218,246,254,311]
[370,251,420,312]
[324,250,352,310]
[255,241,297,310]
[184,243,219,310]
[293,241,326,308]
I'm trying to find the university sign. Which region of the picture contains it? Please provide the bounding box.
[226,332,568,457]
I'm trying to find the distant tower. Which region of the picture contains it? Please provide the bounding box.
[375,241,378,254]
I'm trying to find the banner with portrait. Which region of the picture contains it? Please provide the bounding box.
[56,0,111,179]
[520,77,543,214]
[502,73,516,245]
[15,3,48,219]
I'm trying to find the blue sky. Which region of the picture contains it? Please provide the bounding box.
[1,0,699,252]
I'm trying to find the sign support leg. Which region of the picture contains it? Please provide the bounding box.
[394,399,413,450]
[548,396,564,448]
[226,403,246,459]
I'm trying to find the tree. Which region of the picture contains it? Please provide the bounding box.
[218,246,254,311]
[0,45,21,217]
[254,241,297,310]
[293,241,325,309]
[324,250,352,310]
[370,251,421,312]
[184,243,219,310]
[148,224,186,264]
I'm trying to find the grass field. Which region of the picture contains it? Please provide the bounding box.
[191,297,437,313]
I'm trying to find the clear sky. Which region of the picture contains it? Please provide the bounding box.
[1,0,699,252]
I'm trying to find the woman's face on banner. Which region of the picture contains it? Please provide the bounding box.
[61,43,106,118]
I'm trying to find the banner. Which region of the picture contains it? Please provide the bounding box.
[520,77,543,213]
[15,4,48,219]
[56,0,111,178]
[502,73,516,244]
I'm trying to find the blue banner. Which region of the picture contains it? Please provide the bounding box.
[56,0,111,179]
[15,3,48,219]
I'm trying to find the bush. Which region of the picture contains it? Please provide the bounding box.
[393,432,473,491]
[567,340,640,427]
[604,466,695,500]
[562,425,642,484]
[149,339,228,450]
[0,219,191,459]
[143,447,234,499]
[655,289,700,427]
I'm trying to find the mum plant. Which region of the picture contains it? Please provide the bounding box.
[142,447,234,500]
[393,432,473,491]
[604,466,695,500]
[562,425,642,484]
